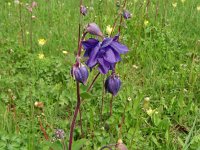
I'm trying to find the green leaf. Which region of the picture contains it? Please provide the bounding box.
[151,135,161,148]
[0,141,6,148]
[72,139,88,150]
[80,92,92,99]
[50,141,63,150]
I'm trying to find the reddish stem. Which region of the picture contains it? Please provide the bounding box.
[118,0,127,33]
[38,118,49,140]
[77,32,87,57]
[119,104,126,137]
[68,82,81,150]
[87,72,100,92]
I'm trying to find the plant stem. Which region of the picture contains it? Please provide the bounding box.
[38,117,49,140]
[155,0,159,22]
[79,106,84,137]
[19,3,25,46]
[30,11,33,52]
[119,102,127,138]
[110,95,114,116]
[68,82,81,150]
[118,0,127,33]
[146,0,151,19]
[87,72,100,92]
[62,139,66,150]
[69,0,85,147]
[77,32,87,57]
[111,0,127,36]
[100,75,105,121]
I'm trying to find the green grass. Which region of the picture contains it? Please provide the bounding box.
[0,0,200,149]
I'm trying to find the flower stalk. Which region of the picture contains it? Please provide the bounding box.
[68,82,81,150]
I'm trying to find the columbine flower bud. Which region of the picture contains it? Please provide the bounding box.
[123,10,132,19]
[105,75,121,96]
[86,23,103,37]
[80,5,87,16]
[71,64,89,85]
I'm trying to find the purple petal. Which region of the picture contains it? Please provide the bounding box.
[79,65,89,85]
[86,42,100,67]
[97,58,110,74]
[103,48,121,63]
[110,63,115,71]
[82,38,99,50]
[101,38,113,48]
[73,65,89,85]
[110,41,128,54]
[123,10,132,19]
[113,34,120,41]
[80,5,87,16]
[82,38,99,57]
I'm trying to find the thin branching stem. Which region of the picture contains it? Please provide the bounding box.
[69,82,81,150]
[118,0,127,33]
[87,72,100,92]
[29,0,33,52]
[19,3,24,46]
[100,75,105,121]
[68,0,83,149]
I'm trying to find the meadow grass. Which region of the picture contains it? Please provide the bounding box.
[0,0,200,149]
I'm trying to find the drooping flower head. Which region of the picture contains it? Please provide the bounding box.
[80,5,87,16]
[105,74,121,96]
[71,63,89,85]
[86,23,103,37]
[123,10,132,20]
[82,34,128,74]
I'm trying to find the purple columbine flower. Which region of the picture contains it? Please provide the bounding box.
[71,63,89,85]
[86,23,103,37]
[82,35,128,74]
[80,5,87,16]
[123,10,132,19]
[105,75,121,96]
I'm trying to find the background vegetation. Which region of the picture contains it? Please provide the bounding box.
[0,0,200,149]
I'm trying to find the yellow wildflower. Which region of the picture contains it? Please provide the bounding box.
[181,0,185,3]
[172,2,177,8]
[8,2,11,6]
[132,64,138,69]
[38,53,45,59]
[38,38,46,46]
[197,6,200,11]
[146,108,155,116]
[144,20,149,26]
[106,25,113,35]
[62,51,68,54]
[127,97,132,102]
